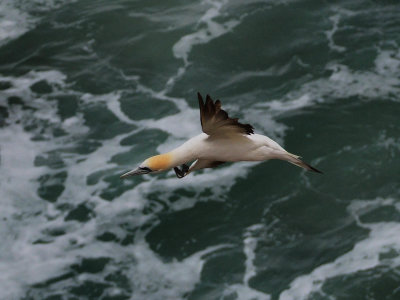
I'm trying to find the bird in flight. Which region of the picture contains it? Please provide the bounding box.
[121,93,322,179]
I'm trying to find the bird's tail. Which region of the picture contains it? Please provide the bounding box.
[283,152,323,174]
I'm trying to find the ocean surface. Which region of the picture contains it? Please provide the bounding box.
[1,0,400,299]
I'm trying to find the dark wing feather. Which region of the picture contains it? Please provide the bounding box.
[206,161,226,168]
[197,93,254,136]
[188,159,226,175]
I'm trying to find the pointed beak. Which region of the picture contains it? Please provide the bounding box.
[120,167,151,179]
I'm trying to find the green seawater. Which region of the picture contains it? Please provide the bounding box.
[1,0,400,299]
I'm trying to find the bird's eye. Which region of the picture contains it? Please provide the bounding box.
[139,167,152,172]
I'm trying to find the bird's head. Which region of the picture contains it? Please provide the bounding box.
[120,153,173,178]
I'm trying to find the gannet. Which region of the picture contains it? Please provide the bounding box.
[121,93,322,179]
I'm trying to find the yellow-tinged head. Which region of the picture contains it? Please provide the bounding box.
[145,153,173,171]
[120,153,173,178]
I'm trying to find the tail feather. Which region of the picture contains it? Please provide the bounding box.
[284,152,323,174]
[286,152,301,159]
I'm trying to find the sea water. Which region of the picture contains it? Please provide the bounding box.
[1,0,400,299]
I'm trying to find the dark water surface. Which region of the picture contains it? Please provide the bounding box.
[1,0,400,299]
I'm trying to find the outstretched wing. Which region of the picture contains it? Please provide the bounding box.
[198,93,254,136]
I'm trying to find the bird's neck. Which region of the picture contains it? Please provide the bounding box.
[153,134,204,170]
[170,135,205,167]
[169,146,196,167]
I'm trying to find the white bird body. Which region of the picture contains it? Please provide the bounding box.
[172,133,284,163]
[120,93,322,179]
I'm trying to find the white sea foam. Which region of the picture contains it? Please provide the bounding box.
[0,58,264,299]
[172,0,239,64]
[375,47,400,76]
[136,82,189,109]
[325,7,357,53]
[279,197,400,300]
[243,224,264,285]
[7,2,397,299]
[81,91,138,126]
[0,0,77,45]
[376,131,400,157]
[219,63,292,89]
[223,284,271,300]
[0,70,68,215]
[258,94,313,114]
[0,111,235,300]
[242,108,287,144]
[0,69,106,297]
[254,47,400,117]
[0,1,294,299]
[113,160,256,218]
[1,30,292,299]
[0,124,47,216]
[165,0,240,92]
[129,3,202,31]
[0,69,82,298]
[325,14,346,53]
[0,70,66,97]
[62,114,90,135]
[220,224,271,300]
[141,108,201,139]
[0,0,32,45]
[127,241,231,300]
[0,122,69,299]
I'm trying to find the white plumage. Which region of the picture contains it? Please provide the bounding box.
[121,93,322,179]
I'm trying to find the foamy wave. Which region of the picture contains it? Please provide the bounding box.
[172,0,239,64]
[223,284,271,300]
[0,124,70,299]
[254,47,400,116]
[0,121,237,300]
[325,14,345,53]
[218,62,293,90]
[220,224,271,300]
[0,0,76,45]
[6,2,395,298]
[325,7,357,54]
[0,70,66,96]
[127,241,231,300]
[166,0,240,92]
[0,0,32,45]
[0,61,272,299]
[279,197,400,300]
[0,124,48,215]
[129,3,202,31]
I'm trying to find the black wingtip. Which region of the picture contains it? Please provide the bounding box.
[244,124,254,135]
[309,165,323,174]
[197,92,204,108]
[302,161,323,174]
